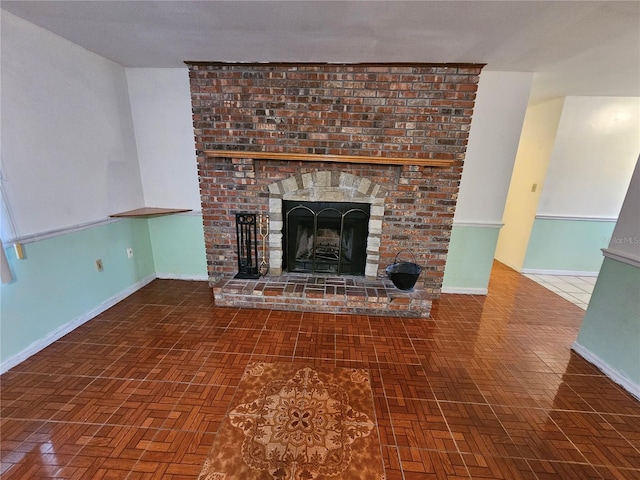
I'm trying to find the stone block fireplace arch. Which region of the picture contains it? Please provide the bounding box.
[266,171,387,279]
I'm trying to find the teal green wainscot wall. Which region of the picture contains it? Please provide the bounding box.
[574,254,640,397]
[442,224,502,294]
[0,219,155,370]
[523,216,615,274]
[147,213,207,279]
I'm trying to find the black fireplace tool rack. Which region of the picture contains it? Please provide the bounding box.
[234,213,262,279]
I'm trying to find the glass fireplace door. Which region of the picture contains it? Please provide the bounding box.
[283,201,369,276]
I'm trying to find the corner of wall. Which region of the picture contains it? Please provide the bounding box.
[574,256,640,397]
[494,97,565,271]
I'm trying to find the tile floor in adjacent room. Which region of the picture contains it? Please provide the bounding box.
[524,273,597,310]
[1,262,639,479]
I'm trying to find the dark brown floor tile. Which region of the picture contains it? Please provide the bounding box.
[0,419,46,461]
[293,329,335,359]
[1,452,59,479]
[108,381,188,428]
[378,362,434,400]
[163,329,221,352]
[438,401,520,458]
[398,447,470,479]
[164,306,233,330]
[527,459,606,479]
[462,453,537,479]
[472,368,541,408]
[263,309,303,331]
[562,373,640,415]
[137,430,212,471]
[600,413,640,447]
[191,352,251,386]
[104,347,169,380]
[539,350,604,375]
[550,409,640,469]
[595,465,640,479]
[374,395,396,446]
[211,328,261,354]
[252,329,297,357]
[427,367,487,403]
[365,364,385,396]
[1,372,44,407]
[178,293,215,309]
[67,426,158,478]
[369,316,408,339]
[335,333,378,363]
[334,314,373,336]
[64,378,140,425]
[374,335,421,364]
[516,372,594,411]
[144,348,208,383]
[79,424,150,461]
[33,343,129,377]
[4,374,95,421]
[227,308,269,329]
[401,317,438,339]
[31,421,101,457]
[492,405,587,463]
[388,397,457,451]
[381,444,405,480]
[160,384,229,433]
[301,310,337,330]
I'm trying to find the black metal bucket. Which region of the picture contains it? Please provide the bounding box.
[385,250,422,291]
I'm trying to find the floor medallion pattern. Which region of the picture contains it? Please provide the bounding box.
[198,362,385,480]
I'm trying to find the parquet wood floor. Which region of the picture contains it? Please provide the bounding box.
[1,262,639,479]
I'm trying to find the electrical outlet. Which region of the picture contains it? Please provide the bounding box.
[531,183,538,192]
[96,259,104,271]
[126,248,133,259]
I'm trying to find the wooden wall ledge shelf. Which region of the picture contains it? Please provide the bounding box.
[203,150,455,167]
[110,207,192,218]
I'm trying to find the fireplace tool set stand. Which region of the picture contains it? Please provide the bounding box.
[234,212,269,279]
[259,214,269,275]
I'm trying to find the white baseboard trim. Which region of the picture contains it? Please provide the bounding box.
[572,341,640,401]
[441,287,488,295]
[0,274,156,375]
[521,268,599,277]
[155,273,209,281]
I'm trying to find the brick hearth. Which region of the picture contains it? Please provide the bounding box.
[187,63,484,317]
[213,274,431,317]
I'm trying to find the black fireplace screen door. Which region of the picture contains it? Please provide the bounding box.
[283,201,369,275]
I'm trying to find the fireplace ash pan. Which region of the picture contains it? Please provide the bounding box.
[386,250,422,291]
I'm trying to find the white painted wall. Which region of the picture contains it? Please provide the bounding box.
[495,98,565,271]
[455,71,533,225]
[538,96,640,218]
[125,68,201,210]
[125,69,535,223]
[0,11,143,238]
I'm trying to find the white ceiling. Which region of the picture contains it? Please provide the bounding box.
[3,1,639,103]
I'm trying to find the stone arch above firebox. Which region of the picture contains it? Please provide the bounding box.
[267,171,387,278]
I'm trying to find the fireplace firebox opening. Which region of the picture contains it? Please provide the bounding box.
[284,201,370,276]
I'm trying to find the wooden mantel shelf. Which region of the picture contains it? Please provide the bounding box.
[203,150,455,167]
[109,207,192,218]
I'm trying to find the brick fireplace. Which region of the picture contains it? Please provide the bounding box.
[187,63,483,317]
